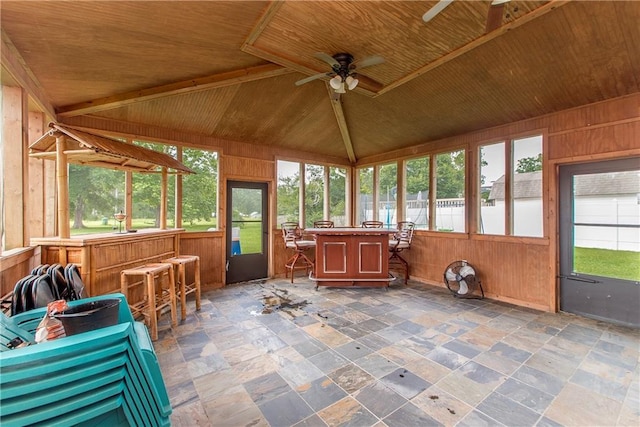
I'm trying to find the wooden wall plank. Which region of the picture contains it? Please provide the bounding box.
[1,85,26,249]
[28,112,45,238]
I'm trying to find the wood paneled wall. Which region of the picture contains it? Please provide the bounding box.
[180,231,224,289]
[0,247,40,299]
[2,94,637,312]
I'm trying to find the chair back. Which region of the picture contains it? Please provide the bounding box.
[313,220,334,228]
[362,221,383,228]
[281,222,303,244]
[391,221,415,249]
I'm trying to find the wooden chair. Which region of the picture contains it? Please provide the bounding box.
[388,221,415,284]
[313,220,334,228]
[120,263,177,340]
[362,220,384,228]
[162,255,201,321]
[282,222,315,283]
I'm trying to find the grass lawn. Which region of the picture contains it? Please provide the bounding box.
[574,247,640,281]
[70,218,217,235]
[234,222,262,254]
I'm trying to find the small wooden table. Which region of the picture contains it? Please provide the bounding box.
[306,227,396,289]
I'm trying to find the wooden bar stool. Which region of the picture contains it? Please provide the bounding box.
[120,263,177,340]
[162,255,201,321]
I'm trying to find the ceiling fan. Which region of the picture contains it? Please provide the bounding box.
[295,52,385,94]
[422,0,511,32]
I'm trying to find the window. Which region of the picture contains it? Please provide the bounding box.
[513,135,543,237]
[479,142,505,235]
[329,167,347,226]
[68,165,125,235]
[277,160,349,228]
[435,150,465,232]
[132,141,175,230]
[305,164,325,228]
[476,135,543,237]
[404,156,430,229]
[277,160,301,226]
[356,167,374,225]
[181,148,218,231]
[377,162,397,228]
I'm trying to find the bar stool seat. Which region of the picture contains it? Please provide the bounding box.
[120,263,177,340]
[162,255,201,321]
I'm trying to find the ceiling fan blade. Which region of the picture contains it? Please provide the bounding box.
[422,0,454,23]
[295,72,329,86]
[314,52,340,68]
[485,1,507,33]
[353,55,385,70]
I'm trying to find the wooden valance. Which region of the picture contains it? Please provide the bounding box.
[29,123,193,174]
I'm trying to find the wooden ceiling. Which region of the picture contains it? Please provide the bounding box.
[2,1,639,163]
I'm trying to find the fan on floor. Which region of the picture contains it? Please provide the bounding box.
[443,260,484,299]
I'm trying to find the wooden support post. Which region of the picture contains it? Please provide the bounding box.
[125,171,132,230]
[324,167,330,221]
[429,155,437,231]
[56,135,70,238]
[396,160,405,223]
[160,167,167,229]
[28,112,45,239]
[1,85,27,249]
[175,147,183,229]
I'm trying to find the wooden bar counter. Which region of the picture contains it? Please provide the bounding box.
[31,228,183,298]
[306,227,395,289]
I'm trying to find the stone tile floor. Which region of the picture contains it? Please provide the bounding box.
[155,278,639,426]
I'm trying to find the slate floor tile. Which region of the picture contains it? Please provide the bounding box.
[329,364,375,394]
[427,346,469,370]
[383,402,443,427]
[244,371,291,406]
[296,376,348,411]
[380,368,431,399]
[334,340,374,361]
[258,390,314,426]
[155,278,640,427]
[308,349,351,374]
[317,396,379,427]
[354,381,408,418]
[495,377,554,413]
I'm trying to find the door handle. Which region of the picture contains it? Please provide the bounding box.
[557,275,600,284]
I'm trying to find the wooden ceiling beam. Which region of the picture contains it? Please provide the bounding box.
[326,84,356,164]
[1,30,57,119]
[57,63,294,118]
[376,0,571,97]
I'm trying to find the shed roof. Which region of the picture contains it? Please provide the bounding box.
[489,170,640,200]
[29,123,193,174]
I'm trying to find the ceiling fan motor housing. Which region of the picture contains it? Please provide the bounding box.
[332,53,355,77]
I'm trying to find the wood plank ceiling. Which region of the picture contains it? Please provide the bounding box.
[1,1,639,163]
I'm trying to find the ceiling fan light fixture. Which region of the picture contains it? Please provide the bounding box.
[336,82,346,94]
[345,75,359,90]
[329,75,343,90]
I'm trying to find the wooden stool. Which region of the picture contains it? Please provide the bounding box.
[162,255,201,321]
[120,263,177,340]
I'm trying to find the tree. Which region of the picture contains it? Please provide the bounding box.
[329,167,346,224]
[68,165,124,229]
[406,157,429,195]
[277,173,300,222]
[516,153,543,173]
[304,164,324,227]
[436,150,465,199]
[131,141,175,227]
[182,148,217,225]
